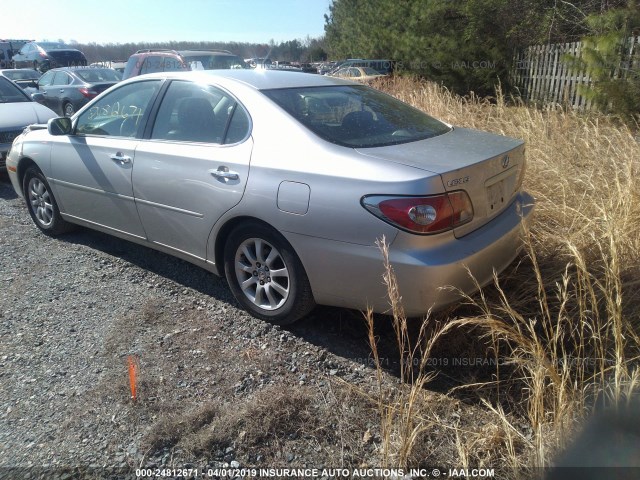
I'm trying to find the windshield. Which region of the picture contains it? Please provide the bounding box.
[262,85,451,148]
[0,76,30,103]
[76,68,121,82]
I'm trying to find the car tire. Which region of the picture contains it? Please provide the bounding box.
[224,222,315,325]
[23,167,73,236]
[63,102,75,117]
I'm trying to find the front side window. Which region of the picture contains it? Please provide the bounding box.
[75,80,161,137]
[151,80,250,144]
[263,85,451,148]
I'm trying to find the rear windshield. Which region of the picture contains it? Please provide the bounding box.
[182,54,248,70]
[76,68,121,82]
[262,85,450,148]
[3,70,39,81]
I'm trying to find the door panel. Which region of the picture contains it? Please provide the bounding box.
[46,79,163,238]
[49,136,146,237]
[132,139,253,259]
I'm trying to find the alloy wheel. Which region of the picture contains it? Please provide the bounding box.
[234,237,290,311]
[27,177,54,228]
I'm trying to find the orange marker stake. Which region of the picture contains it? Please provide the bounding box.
[127,355,139,401]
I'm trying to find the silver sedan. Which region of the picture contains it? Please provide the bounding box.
[6,70,534,324]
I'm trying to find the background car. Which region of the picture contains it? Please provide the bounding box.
[0,68,41,90]
[12,41,87,73]
[0,39,33,69]
[328,66,387,81]
[90,61,126,76]
[34,66,120,117]
[327,59,396,75]
[0,76,56,171]
[179,50,248,70]
[122,49,247,80]
[6,70,533,325]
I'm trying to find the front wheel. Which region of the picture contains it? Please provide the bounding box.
[23,167,73,235]
[224,222,315,325]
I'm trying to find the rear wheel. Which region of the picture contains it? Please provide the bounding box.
[224,222,315,325]
[23,167,73,235]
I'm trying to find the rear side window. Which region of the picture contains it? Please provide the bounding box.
[52,72,72,85]
[263,85,450,148]
[150,80,250,144]
[225,106,250,144]
[38,70,55,87]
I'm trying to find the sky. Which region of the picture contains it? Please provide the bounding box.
[3,0,332,44]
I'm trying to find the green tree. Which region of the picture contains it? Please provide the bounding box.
[569,0,640,119]
[324,0,635,96]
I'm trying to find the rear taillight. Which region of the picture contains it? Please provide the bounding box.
[78,87,97,98]
[362,191,474,234]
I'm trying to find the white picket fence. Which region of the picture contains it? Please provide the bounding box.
[511,36,639,109]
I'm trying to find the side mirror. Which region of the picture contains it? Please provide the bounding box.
[48,117,72,136]
[31,92,46,104]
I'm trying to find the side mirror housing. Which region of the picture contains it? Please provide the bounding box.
[31,92,45,104]
[47,117,73,136]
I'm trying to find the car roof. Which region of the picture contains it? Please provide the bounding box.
[179,50,235,55]
[135,69,355,90]
[0,68,39,73]
[46,66,111,72]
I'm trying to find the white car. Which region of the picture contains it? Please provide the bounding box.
[0,76,56,171]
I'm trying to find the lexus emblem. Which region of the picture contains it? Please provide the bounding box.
[501,155,510,169]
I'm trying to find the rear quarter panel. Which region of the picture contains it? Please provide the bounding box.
[206,84,446,250]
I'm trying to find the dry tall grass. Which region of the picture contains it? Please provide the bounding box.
[368,77,640,476]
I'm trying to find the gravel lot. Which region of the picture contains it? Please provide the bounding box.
[0,174,496,480]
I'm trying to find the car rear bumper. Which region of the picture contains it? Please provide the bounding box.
[286,191,534,317]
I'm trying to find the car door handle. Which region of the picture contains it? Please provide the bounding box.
[210,166,239,180]
[110,152,131,164]
[59,89,65,93]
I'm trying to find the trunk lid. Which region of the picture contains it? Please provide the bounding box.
[355,127,526,238]
[89,82,118,94]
